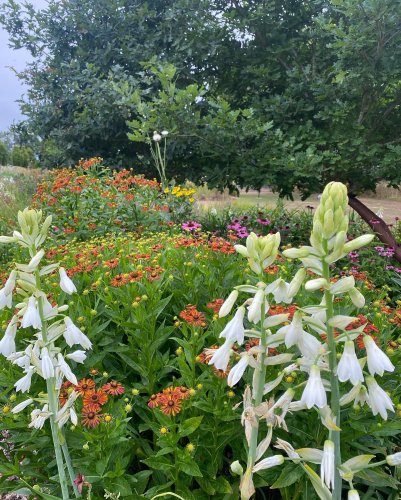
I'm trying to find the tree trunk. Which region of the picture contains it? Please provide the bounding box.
[348,195,401,263]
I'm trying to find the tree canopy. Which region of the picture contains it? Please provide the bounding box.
[1,0,401,199]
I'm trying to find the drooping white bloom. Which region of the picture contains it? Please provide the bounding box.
[348,490,360,500]
[227,355,251,387]
[366,376,394,420]
[208,339,233,371]
[2,270,16,295]
[321,440,335,490]
[0,289,12,309]
[59,267,77,295]
[40,347,54,379]
[29,404,52,429]
[14,368,34,393]
[265,278,292,304]
[386,452,401,466]
[301,365,327,409]
[296,448,323,464]
[220,306,245,344]
[297,331,321,359]
[305,278,329,292]
[56,391,79,428]
[66,350,87,364]
[277,311,303,348]
[152,132,162,142]
[21,296,42,329]
[0,316,18,356]
[57,353,77,385]
[348,287,365,308]
[364,336,394,377]
[219,290,239,317]
[340,383,369,407]
[252,455,284,473]
[337,341,363,385]
[11,398,33,414]
[63,317,92,350]
[329,276,355,295]
[247,289,266,323]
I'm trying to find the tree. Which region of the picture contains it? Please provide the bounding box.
[1,0,401,257]
[0,141,8,165]
[11,145,35,167]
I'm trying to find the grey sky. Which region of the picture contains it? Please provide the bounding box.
[0,0,47,132]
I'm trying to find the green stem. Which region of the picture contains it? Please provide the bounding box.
[243,298,267,499]
[62,440,81,497]
[321,245,342,499]
[36,273,70,500]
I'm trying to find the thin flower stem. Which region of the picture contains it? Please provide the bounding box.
[35,271,70,500]
[62,440,81,497]
[321,242,342,499]
[244,298,267,498]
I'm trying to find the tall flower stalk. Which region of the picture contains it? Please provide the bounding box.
[150,130,168,185]
[0,209,91,499]
[208,182,399,499]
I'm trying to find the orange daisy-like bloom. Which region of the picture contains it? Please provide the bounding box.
[206,299,224,314]
[89,368,99,376]
[177,386,190,400]
[148,394,161,408]
[81,405,102,428]
[179,305,207,327]
[159,394,182,416]
[110,274,129,287]
[129,270,144,282]
[83,389,108,408]
[102,381,125,396]
[59,388,69,406]
[75,378,96,396]
[213,366,230,379]
[104,258,119,269]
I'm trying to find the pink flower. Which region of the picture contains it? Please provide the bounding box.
[256,218,271,225]
[181,221,202,231]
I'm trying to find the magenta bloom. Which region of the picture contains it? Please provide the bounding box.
[256,218,271,225]
[182,221,202,231]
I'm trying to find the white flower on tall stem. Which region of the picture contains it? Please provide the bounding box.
[11,398,33,414]
[252,455,284,472]
[227,352,258,387]
[363,336,394,376]
[301,365,327,409]
[63,317,92,349]
[29,404,52,429]
[277,311,303,348]
[219,306,245,344]
[14,368,34,393]
[66,350,86,363]
[219,290,239,317]
[340,383,369,407]
[247,290,266,324]
[348,490,360,499]
[297,330,321,359]
[0,316,18,356]
[337,340,363,385]
[208,339,233,371]
[365,376,394,419]
[21,296,42,329]
[41,347,55,379]
[57,354,78,385]
[265,278,292,304]
[321,440,335,489]
[59,267,77,295]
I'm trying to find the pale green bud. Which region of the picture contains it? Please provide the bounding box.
[288,268,306,297]
[343,234,374,253]
[234,244,249,258]
[282,247,310,259]
[230,460,244,476]
[329,276,355,295]
[305,278,329,291]
[348,287,365,308]
[322,209,335,238]
[246,233,259,259]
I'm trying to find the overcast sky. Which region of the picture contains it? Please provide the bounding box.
[0,0,47,132]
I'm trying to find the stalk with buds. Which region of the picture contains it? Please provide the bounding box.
[208,182,398,499]
[0,209,91,499]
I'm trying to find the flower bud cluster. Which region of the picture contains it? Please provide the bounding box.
[0,209,90,430]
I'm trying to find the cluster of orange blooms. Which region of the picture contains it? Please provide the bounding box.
[60,373,125,429]
[179,305,207,327]
[147,386,192,416]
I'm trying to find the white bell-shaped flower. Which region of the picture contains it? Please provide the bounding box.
[366,376,394,420]
[14,368,34,393]
[321,440,335,490]
[220,307,245,345]
[59,267,77,295]
[40,347,54,379]
[301,365,327,409]
[0,316,18,357]
[337,341,363,385]
[364,336,394,377]
[21,296,42,329]
[57,353,78,385]
[208,339,233,371]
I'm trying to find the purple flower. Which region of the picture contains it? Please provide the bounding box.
[182,221,202,232]
[256,218,271,225]
[370,219,381,225]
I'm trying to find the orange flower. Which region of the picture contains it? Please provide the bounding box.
[81,405,101,428]
[159,394,182,416]
[179,305,207,327]
[83,390,108,408]
[104,258,119,269]
[102,381,125,396]
[110,274,129,287]
[206,299,224,314]
[148,394,161,408]
[75,378,95,396]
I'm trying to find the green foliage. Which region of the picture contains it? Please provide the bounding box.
[0,141,8,165]
[1,0,401,197]
[11,145,36,168]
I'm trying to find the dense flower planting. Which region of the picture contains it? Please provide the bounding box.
[0,170,401,499]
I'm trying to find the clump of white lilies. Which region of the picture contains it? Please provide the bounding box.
[0,209,89,499]
[209,182,400,499]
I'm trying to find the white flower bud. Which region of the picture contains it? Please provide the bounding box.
[348,287,365,308]
[219,290,239,318]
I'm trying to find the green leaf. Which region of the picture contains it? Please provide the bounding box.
[179,416,203,437]
[178,460,203,477]
[270,462,304,488]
